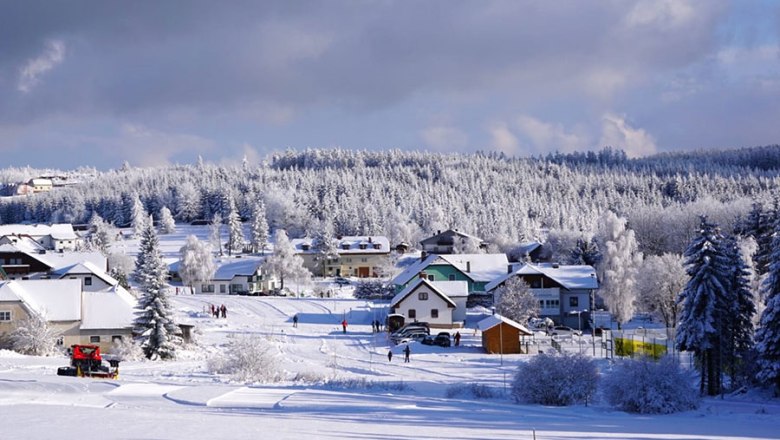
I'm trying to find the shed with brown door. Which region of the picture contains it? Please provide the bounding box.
[478,314,533,354]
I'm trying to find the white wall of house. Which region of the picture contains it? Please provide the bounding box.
[63,274,113,292]
[393,285,453,327]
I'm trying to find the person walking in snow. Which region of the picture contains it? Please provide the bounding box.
[293,314,298,328]
[341,319,348,334]
[220,304,227,318]
[387,350,393,362]
[403,344,411,363]
[454,331,461,347]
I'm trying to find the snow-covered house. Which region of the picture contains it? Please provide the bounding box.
[420,229,487,254]
[28,178,53,193]
[52,261,119,292]
[0,278,136,351]
[171,257,277,295]
[292,236,391,278]
[393,253,509,295]
[486,263,599,329]
[0,244,106,279]
[389,278,465,328]
[0,224,80,251]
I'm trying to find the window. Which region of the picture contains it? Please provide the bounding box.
[408,309,416,319]
[539,300,544,308]
[569,297,579,307]
[112,335,123,343]
[544,299,560,308]
[427,274,435,281]
[530,279,542,288]
[448,274,456,281]
[361,257,367,263]
[89,336,101,343]
[201,284,215,293]
[84,276,92,286]
[431,309,439,318]
[418,291,429,300]
[0,311,11,321]
[220,284,226,293]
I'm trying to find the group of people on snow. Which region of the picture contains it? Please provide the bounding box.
[209,304,227,319]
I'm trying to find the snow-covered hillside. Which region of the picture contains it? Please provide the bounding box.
[1,295,778,440]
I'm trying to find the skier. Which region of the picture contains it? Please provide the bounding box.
[404,344,411,363]
[293,314,298,328]
[341,319,348,334]
[387,350,393,362]
[454,331,461,347]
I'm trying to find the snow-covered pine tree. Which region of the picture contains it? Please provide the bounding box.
[179,235,216,294]
[250,200,270,254]
[87,212,114,256]
[676,216,731,395]
[210,212,223,256]
[131,194,147,237]
[755,218,780,392]
[267,229,310,292]
[494,277,539,324]
[723,235,756,386]
[596,211,642,328]
[159,206,176,234]
[226,197,245,256]
[569,237,602,266]
[313,221,339,277]
[133,215,181,360]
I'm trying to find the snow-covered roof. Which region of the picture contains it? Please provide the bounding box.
[485,262,598,292]
[212,257,264,280]
[0,224,77,240]
[0,235,46,253]
[52,261,119,286]
[394,253,510,287]
[0,279,82,321]
[420,229,484,245]
[37,251,107,272]
[390,278,458,309]
[80,287,136,330]
[477,314,532,335]
[428,281,469,298]
[292,236,390,255]
[30,178,52,186]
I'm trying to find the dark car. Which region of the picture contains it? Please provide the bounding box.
[333,277,351,286]
[421,332,451,347]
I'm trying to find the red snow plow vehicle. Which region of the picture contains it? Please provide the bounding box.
[57,344,120,379]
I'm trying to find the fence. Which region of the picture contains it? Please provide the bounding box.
[610,328,677,360]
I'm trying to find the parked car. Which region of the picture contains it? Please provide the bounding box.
[421,332,451,347]
[391,326,430,342]
[549,326,582,337]
[393,331,429,345]
[333,277,351,286]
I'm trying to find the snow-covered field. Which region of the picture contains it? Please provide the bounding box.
[2,295,779,440]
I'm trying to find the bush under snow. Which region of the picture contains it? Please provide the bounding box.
[9,315,60,356]
[445,382,500,399]
[603,356,699,414]
[207,336,281,383]
[512,352,598,406]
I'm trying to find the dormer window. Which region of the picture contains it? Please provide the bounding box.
[341,244,350,250]
[359,244,367,250]
[373,243,381,249]
[301,244,311,251]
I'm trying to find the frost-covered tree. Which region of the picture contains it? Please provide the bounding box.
[159,206,176,234]
[755,220,780,392]
[267,229,310,292]
[596,212,643,328]
[179,235,216,294]
[87,212,115,256]
[206,335,281,383]
[133,215,181,360]
[676,217,731,395]
[131,194,147,237]
[494,277,539,324]
[10,313,60,356]
[723,236,756,385]
[636,253,686,329]
[108,251,134,290]
[209,212,223,256]
[313,222,339,277]
[250,200,269,254]
[225,198,245,256]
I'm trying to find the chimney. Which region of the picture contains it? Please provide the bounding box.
[419,271,427,279]
[466,261,471,273]
[507,264,513,274]
[368,236,373,243]
[437,230,441,235]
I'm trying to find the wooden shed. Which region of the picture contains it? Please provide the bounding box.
[478,314,533,354]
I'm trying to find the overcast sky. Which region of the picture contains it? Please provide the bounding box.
[1,1,778,169]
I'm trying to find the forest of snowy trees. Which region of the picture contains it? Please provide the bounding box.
[1,146,778,258]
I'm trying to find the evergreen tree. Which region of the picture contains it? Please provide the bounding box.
[210,212,223,256]
[131,194,147,237]
[569,237,602,266]
[756,220,780,392]
[250,200,270,254]
[133,215,180,360]
[159,206,176,234]
[87,212,114,256]
[676,217,731,395]
[723,236,756,385]
[226,197,245,256]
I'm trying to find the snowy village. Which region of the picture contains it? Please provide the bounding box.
[3,2,780,439]
[0,148,779,439]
